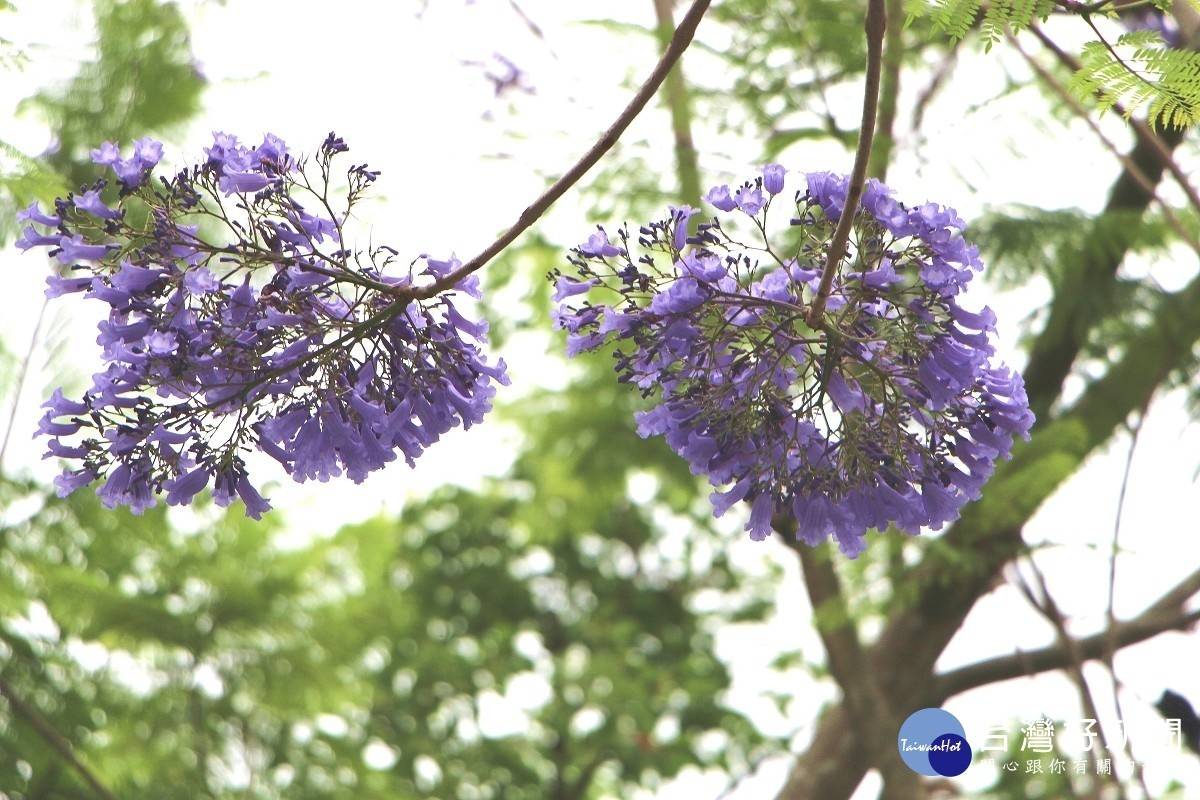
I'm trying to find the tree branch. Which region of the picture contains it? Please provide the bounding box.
[932,590,1200,699]
[653,0,704,205]
[867,0,904,180]
[775,269,1200,799]
[1012,559,1126,798]
[1010,33,1200,255]
[807,0,887,327]
[411,0,712,300]
[0,676,117,800]
[0,297,49,471]
[787,538,919,799]
[1026,24,1200,223]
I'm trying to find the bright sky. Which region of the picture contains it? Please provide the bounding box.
[1,1,1199,798]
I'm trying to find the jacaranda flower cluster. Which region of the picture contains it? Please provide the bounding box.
[552,167,1033,556]
[20,132,507,518]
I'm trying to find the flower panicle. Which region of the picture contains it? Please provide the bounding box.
[552,166,1033,556]
[23,131,508,518]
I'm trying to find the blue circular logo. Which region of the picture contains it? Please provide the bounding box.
[897,708,973,777]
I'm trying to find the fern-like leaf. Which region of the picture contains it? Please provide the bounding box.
[1070,32,1200,128]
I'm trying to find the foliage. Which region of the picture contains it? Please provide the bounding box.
[0,0,204,245]
[1070,30,1200,129]
[0,316,780,797]
[19,0,203,181]
[4,0,1200,798]
[907,0,1200,128]
[906,0,1054,47]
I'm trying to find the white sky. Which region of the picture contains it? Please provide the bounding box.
[1,1,1199,798]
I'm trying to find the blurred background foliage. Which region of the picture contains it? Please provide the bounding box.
[1,0,1198,799]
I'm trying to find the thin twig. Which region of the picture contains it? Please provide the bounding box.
[1102,407,1152,798]
[1009,33,1200,255]
[1027,24,1200,220]
[0,676,118,800]
[1013,559,1127,799]
[0,296,50,471]
[807,0,887,326]
[411,0,712,300]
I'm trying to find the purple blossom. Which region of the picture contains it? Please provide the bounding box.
[735,184,765,215]
[22,131,508,519]
[17,201,61,227]
[16,226,59,251]
[579,229,624,258]
[553,169,1033,556]
[553,276,596,302]
[218,168,272,195]
[73,189,121,220]
[762,163,786,195]
[56,235,114,263]
[133,137,164,167]
[705,185,737,212]
[90,142,120,165]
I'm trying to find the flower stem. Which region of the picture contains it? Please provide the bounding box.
[806,0,887,328]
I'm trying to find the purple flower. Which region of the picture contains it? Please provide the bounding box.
[74,189,121,220]
[184,268,220,294]
[552,276,595,302]
[218,168,272,195]
[57,235,114,263]
[205,131,241,166]
[24,131,509,519]
[90,142,121,165]
[762,163,786,195]
[579,230,624,258]
[681,251,726,282]
[132,137,163,168]
[705,185,737,212]
[554,167,1032,556]
[17,201,61,227]
[735,184,765,215]
[16,226,59,251]
[145,331,178,355]
[165,467,209,506]
[114,157,150,187]
[669,205,698,249]
[54,468,96,498]
[43,389,88,416]
[255,133,289,167]
[746,493,774,541]
[45,276,93,297]
[111,261,161,293]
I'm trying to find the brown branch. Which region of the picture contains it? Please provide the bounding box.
[786,537,919,799]
[411,0,712,300]
[1012,559,1126,798]
[0,676,117,800]
[932,568,1200,699]
[806,0,887,327]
